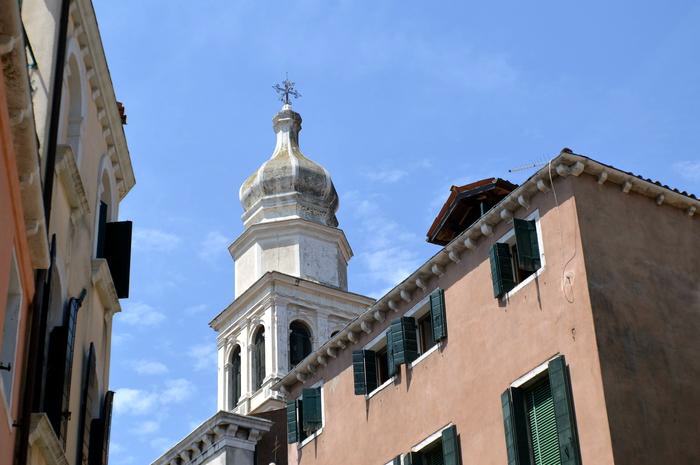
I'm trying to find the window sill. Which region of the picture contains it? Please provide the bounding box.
[366,376,396,399]
[298,427,323,449]
[503,266,545,300]
[409,343,440,369]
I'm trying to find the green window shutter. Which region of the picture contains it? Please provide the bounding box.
[391,317,418,365]
[490,243,516,298]
[430,288,447,342]
[501,390,519,465]
[548,356,580,465]
[352,350,378,395]
[441,425,461,465]
[407,451,421,465]
[302,387,322,433]
[514,218,541,272]
[525,378,560,465]
[386,330,396,377]
[286,400,299,443]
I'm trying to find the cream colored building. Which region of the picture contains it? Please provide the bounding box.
[7,1,136,465]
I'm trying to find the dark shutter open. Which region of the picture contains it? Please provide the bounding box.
[77,344,97,464]
[302,387,322,433]
[88,390,114,465]
[391,317,418,365]
[501,389,519,465]
[96,202,108,258]
[548,356,581,465]
[352,350,377,395]
[429,288,447,342]
[386,329,396,377]
[442,425,460,465]
[490,243,516,298]
[286,400,299,443]
[514,218,541,272]
[104,221,132,298]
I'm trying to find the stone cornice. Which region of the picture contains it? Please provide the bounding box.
[28,413,68,465]
[91,258,121,316]
[70,0,135,199]
[1,0,49,268]
[150,410,272,465]
[55,144,90,223]
[210,271,374,332]
[229,217,354,262]
[274,149,699,392]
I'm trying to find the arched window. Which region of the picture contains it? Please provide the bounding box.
[230,345,241,407]
[252,327,265,391]
[289,321,312,368]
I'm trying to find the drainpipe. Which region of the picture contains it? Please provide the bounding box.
[15,0,71,464]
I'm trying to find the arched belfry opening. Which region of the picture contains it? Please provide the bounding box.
[289,321,312,368]
[230,345,241,408]
[252,327,265,391]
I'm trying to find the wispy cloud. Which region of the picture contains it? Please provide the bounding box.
[149,437,173,453]
[184,303,208,316]
[198,231,230,263]
[132,420,160,435]
[188,342,217,371]
[673,160,700,182]
[363,168,408,184]
[132,228,181,252]
[131,360,169,375]
[114,378,195,417]
[119,302,166,327]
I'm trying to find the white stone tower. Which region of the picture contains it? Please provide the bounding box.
[210,102,373,415]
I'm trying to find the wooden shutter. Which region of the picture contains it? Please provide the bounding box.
[442,425,460,465]
[514,219,541,272]
[352,350,377,395]
[88,390,114,465]
[104,221,132,298]
[286,400,299,443]
[490,243,516,298]
[391,317,418,365]
[501,389,520,465]
[525,378,560,465]
[96,202,108,258]
[501,387,532,465]
[77,344,97,464]
[302,387,322,433]
[430,288,447,342]
[548,356,580,465]
[386,330,396,377]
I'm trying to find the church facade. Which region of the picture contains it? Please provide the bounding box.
[153,102,373,465]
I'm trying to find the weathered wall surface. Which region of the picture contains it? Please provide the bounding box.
[574,175,700,464]
[288,176,614,465]
[252,408,287,465]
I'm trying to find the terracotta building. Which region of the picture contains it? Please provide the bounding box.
[275,150,699,465]
[0,1,135,464]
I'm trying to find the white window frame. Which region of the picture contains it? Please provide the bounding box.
[496,209,546,299]
[363,331,396,399]
[411,422,454,453]
[0,250,23,425]
[510,354,560,389]
[405,295,441,369]
[298,380,325,449]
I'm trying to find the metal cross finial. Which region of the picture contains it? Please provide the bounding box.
[273,74,301,105]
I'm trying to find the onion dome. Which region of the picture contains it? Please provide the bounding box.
[239,104,339,227]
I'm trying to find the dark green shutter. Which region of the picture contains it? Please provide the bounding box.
[548,356,580,465]
[502,387,536,465]
[391,317,418,365]
[104,220,132,298]
[525,378,560,465]
[514,219,541,272]
[441,425,460,465]
[430,288,447,342]
[286,400,299,443]
[302,388,322,433]
[407,452,421,465]
[501,390,519,465]
[386,329,396,377]
[490,243,516,298]
[352,350,377,395]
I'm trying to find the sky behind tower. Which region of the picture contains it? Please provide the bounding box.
[93,1,700,463]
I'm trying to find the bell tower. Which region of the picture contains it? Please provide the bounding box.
[211,91,373,415]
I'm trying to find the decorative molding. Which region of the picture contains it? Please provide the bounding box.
[536,179,550,193]
[500,208,514,220]
[55,145,90,222]
[517,194,530,209]
[373,310,385,323]
[480,223,493,236]
[91,259,121,316]
[360,321,372,334]
[597,171,608,185]
[414,277,428,291]
[28,414,68,465]
[622,181,633,194]
[431,264,444,277]
[656,194,665,206]
[447,249,461,263]
[400,289,412,302]
[388,300,399,312]
[463,237,476,250]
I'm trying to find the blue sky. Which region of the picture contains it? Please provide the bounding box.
[93,1,700,463]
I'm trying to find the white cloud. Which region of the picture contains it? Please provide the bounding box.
[132,420,160,435]
[364,168,408,184]
[198,231,230,263]
[188,342,217,371]
[672,160,700,182]
[149,437,173,453]
[184,303,208,315]
[112,332,133,347]
[132,360,168,375]
[119,302,166,327]
[132,228,181,252]
[114,388,158,416]
[161,378,195,403]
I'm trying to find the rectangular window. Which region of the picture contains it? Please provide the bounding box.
[490,212,544,298]
[1,251,23,412]
[409,424,461,465]
[501,356,581,465]
[287,386,323,445]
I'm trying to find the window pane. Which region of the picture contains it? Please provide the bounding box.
[418,314,436,354]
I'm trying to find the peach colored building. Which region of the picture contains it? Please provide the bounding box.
[275,151,699,465]
[0,2,50,465]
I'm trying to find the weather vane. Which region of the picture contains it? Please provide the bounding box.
[273,73,301,105]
